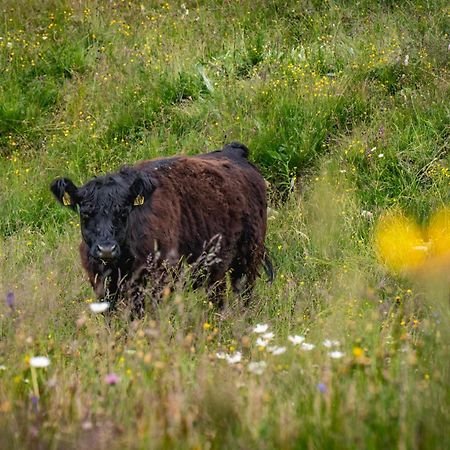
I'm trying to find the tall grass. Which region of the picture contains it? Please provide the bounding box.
[1,1,449,448]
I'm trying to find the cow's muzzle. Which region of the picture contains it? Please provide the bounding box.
[95,242,119,261]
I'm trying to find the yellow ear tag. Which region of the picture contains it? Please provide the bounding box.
[62,192,72,206]
[133,194,145,206]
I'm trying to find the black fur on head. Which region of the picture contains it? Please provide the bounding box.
[50,168,156,262]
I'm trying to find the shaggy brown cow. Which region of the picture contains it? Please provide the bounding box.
[51,142,272,314]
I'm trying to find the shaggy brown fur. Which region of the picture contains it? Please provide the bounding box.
[51,142,270,314]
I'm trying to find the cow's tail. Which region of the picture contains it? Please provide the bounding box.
[262,248,275,283]
[222,142,249,159]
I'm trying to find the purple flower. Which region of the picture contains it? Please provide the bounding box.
[30,395,39,413]
[104,373,120,385]
[6,292,14,309]
[317,383,327,393]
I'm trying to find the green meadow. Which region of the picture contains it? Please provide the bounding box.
[0,1,449,448]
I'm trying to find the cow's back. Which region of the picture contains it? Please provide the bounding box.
[129,148,267,283]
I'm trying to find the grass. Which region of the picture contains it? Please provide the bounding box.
[1,0,449,448]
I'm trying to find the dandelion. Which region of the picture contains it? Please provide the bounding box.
[89,302,110,313]
[248,361,267,375]
[253,324,269,333]
[323,339,340,348]
[352,347,364,357]
[267,346,287,355]
[29,357,50,368]
[104,373,120,385]
[329,351,345,359]
[288,335,305,345]
[301,343,315,351]
[226,352,242,365]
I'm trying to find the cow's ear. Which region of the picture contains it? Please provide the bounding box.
[129,174,156,207]
[50,178,79,209]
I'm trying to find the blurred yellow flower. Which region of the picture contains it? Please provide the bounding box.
[428,207,450,257]
[374,207,450,273]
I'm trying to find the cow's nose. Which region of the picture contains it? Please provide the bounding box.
[96,243,118,260]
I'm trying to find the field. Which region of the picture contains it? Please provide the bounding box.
[0,1,449,448]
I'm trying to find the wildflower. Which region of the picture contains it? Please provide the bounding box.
[317,383,327,393]
[378,153,384,158]
[248,361,267,375]
[288,335,305,345]
[6,292,14,309]
[253,324,269,333]
[361,210,374,220]
[89,302,110,313]
[226,352,242,365]
[30,395,39,413]
[0,365,6,371]
[29,357,50,368]
[256,337,269,347]
[323,339,340,348]
[301,343,315,351]
[375,213,428,272]
[329,351,345,359]
[267,346,287,355]
[104,373,120,385]
[216,352,227,360]
[429,207,450,258]
[262,332,274,340]
[352,346,364,357]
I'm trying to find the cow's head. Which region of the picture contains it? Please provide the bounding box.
[51,168,155,263]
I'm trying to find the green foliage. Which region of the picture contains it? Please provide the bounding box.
[0,0,449,448]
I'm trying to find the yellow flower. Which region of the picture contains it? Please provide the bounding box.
[203,322,211,330]
[375,213,427,272]
[375,207,450,274]
[428,207,450,258]
[352,346,364,357]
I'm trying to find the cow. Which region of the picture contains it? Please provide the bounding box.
[50,142,273,315]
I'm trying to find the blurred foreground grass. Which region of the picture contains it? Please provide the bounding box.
[0,1,449,448]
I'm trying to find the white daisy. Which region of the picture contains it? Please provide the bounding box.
[248,361,267,375]
[262,332,274,341]
[288,335,305,345]
[253,324,269,334]
[329,351,345,359]
[323,339,341,348]
[267,346,287,355]
[89,302,110,313]
[256,337,269,347]
[29,356,50,368]
[226,352,242,364]
[300,343,315,351]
